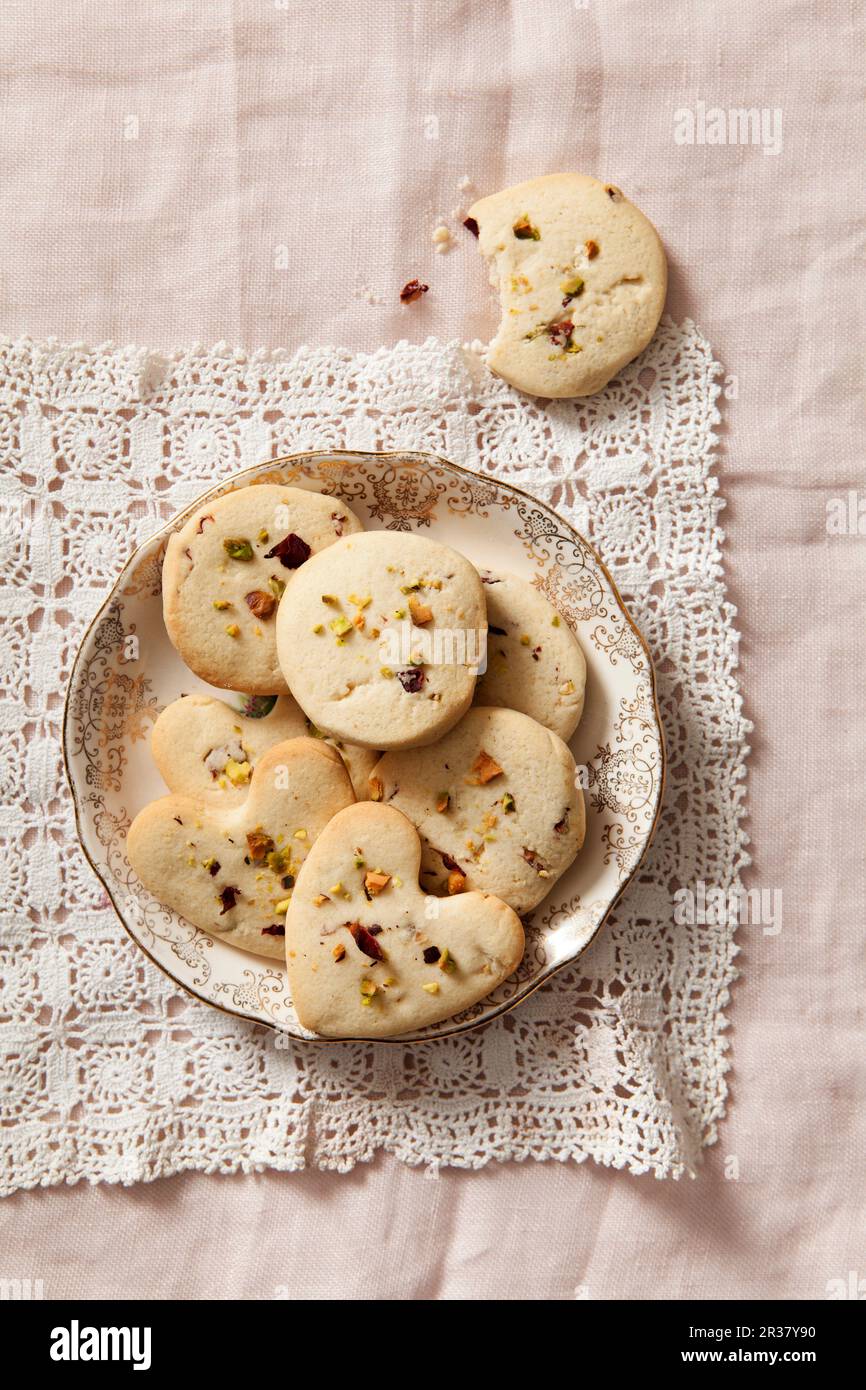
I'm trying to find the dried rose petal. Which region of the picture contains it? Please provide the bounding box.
[438,849,463,873]
[346,922,385,961]
[399,278,429,304]
[554,810,570,835]
[463,217,479,237]
[196,514,215,533]
[331,512,347,537]
[422,945,441,964]
[522,847,548,873]
[207,859,221,877]
[261,923,285,937]
[547,320,574,349]
[219,886,239,913]
[264,533,311,569]
[397,667,425,693]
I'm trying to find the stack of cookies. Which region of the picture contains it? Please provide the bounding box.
[127,482,588,1037]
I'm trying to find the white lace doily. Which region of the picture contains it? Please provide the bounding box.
[0,322,749,1191]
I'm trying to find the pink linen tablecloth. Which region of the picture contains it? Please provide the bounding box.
[0,0,863,1299]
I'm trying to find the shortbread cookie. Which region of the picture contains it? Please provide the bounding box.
[163,484,363,695]
[474,570,586,740]
[467,172,666,398]
[285,802,524,1037]
[151,692,378,803]
[276,531,486,750]
[126,739,355,960]
[370,706,585,913]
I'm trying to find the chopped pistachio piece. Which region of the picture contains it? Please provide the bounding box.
[225,624,240,638]
[223,538,254,561]
[560,274,584,300]
[468,749,503,785]
[224,758,251,786]
[513,216,540,241]
[364,870,391,897]
[409,594,433,625]
[422,981,440,995]
[212,599,230,611]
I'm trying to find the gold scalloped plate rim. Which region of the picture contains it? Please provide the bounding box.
[63,449,666,1045]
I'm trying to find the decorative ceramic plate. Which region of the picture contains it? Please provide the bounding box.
[64,451,664,1043]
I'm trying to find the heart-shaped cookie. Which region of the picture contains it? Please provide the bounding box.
[151,692,378,803]
[369,706,585,914]
[127,738,355,959]
[284,802,525,1037]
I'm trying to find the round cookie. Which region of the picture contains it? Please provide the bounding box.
[474,569,586,740]
[163,484,363,694]
[127,739,355,960]
[284,802,525,1038]
[276,531,486,751]
[369,706,585,914]
[467,172,667,398]
[151,692,378,803]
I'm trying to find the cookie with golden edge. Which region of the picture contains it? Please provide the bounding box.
[285,802,525,1037]
[126,739,355,960]
[467,172,667,398]
[163,484,363,695]
[151,692,378,803]
[369,706,585,914]
[473,569,586,739]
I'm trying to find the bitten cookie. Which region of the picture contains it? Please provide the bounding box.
[467,172,666,398]
[473,569,586,740]
[126,739,355,959]
[151,692,378,803]
[275,531,486,750]
[163,484,363,694]
[369,706,585,914]
[285,802,525,1037]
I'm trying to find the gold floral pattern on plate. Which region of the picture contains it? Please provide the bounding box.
[63,450,665,1044]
